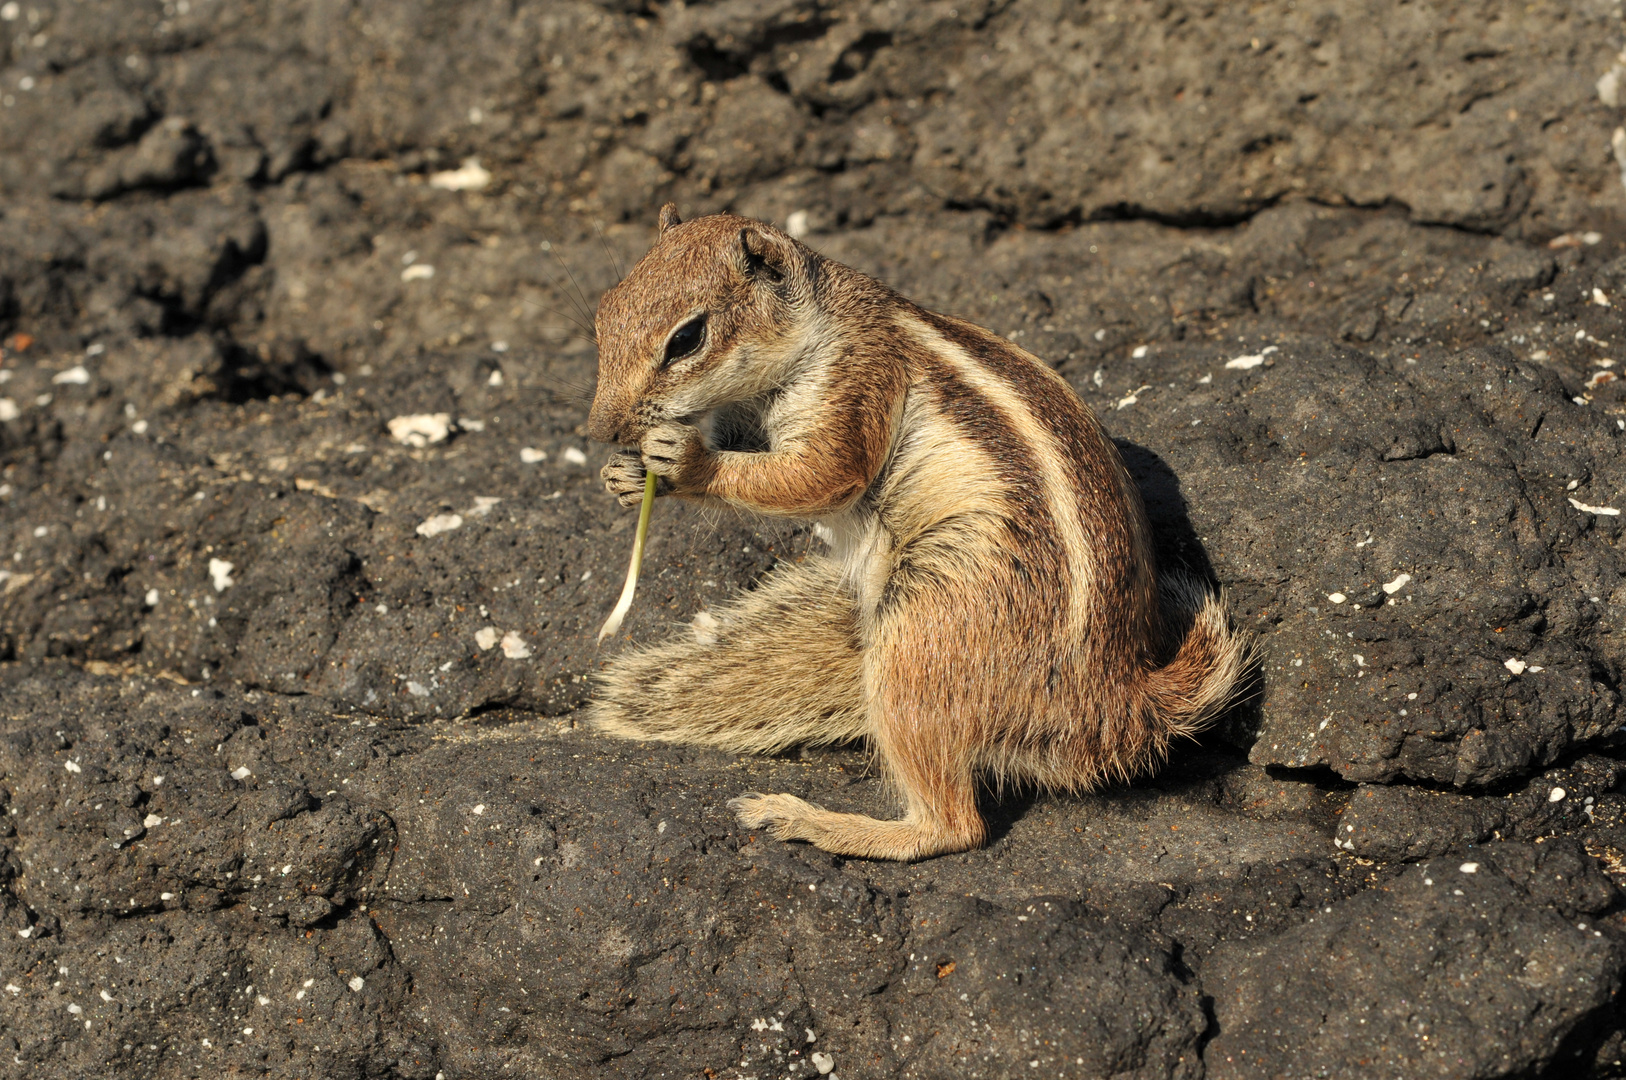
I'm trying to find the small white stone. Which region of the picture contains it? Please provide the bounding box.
[1504,658,1528,676]
[1459,862,1478,874]
[786,210,811,238]
[1550,787,1567,803]
[143,814,162,828]
[416,513,463,537]
[406,680,430,697]
[810,1051,835,1074]
[520,447,546,464]
[64,760,82,774]
[145,588,159,607]
[1131,345,1149,358]
[1381,572,1411,595]
[160,893,174,901]
[1225,353,1266,369]
[1568,497,1621,516]
[51,365,90,385]
[208,558,236,592]
[388,413,452,447]
[67,1004,82,1015]
[0,398,18,422]
[562,446,588,466]
[349,976,365,992]
[500,631,532,660]
[230,766,252,781]
[1327,592,1346,604]
[401,264,435,282]
[100,990,113,1002]
[428,158,490,191]
[475,626,501,651]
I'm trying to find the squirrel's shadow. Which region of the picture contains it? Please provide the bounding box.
[1116,438,1265,765]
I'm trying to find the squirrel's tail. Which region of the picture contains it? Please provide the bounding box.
[1136,573,1257,750]
[587,556,868,754]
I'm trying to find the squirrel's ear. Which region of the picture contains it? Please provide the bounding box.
[657,203,683,234]
[736,226,787,284]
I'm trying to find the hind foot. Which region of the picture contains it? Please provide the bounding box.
[729,791,983,862]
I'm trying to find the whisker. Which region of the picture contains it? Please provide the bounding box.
[594,219,625,282]
[545,241,599,334]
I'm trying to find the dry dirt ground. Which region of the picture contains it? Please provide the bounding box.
[3,2,1626,1078]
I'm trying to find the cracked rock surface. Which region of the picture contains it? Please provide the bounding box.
[2,1,1626,1077]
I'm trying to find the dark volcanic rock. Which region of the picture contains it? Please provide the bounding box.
[1205,841,1624,1080]
[3,1,1626,1078]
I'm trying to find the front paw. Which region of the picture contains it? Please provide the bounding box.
[601,450,657,508]
[641,422,712,493]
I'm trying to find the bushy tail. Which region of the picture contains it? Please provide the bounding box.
[587,556,868,754]
[1139,573,1258,744]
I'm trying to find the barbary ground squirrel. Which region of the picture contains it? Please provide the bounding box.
[585,205,1253,862]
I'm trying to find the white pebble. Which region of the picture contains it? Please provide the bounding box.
[428,158,490,191]
[348,976,365,992]
[160,893,174,901]
[100,990,113,1002]
[1550,787,1566,803]
[51,365,90,385]
[500,631,533,660]
[1503,658,1528,676]
[208,558,236,592]
[67,1004,82,1015]
[1225,353,1265,369]
[400,264,435,282]
[1459,862,1478,874]
[475,626,501,651]
[143,814,162,828]
[1381,572,1411,595]
[519,447,546,464]
[406,681,430,697]
[416,513,463,537]
[1131,345,1149,358]
[1568,497,1621,516]
[64,760,82,774]
[388,413,451,447]
[811,1051,835,1075]
[230,766,251,781]
[145,588,159,607]
[562,446,588,466]
[1327,592,1346,604]
[0,398,18,422]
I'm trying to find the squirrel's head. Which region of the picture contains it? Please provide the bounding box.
[587,205,819,445]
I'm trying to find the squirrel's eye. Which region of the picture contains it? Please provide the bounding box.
[663,314,706,365]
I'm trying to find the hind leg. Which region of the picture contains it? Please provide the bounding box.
[588,556,868,754]
[730,633,986,862]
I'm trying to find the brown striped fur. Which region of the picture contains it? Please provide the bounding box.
[586,206,1255,861]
